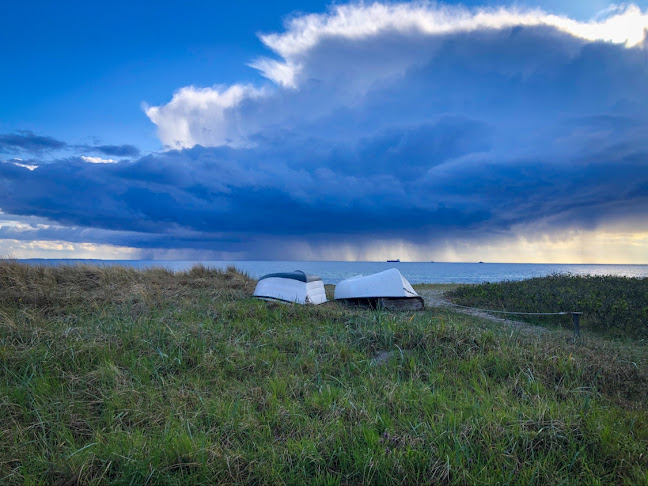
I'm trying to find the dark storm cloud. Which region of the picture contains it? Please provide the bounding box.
[0,131,67,154]
[91,144,140,157]
[0,133,140,161]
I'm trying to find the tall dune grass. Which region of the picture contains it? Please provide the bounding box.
[0,260,255,308]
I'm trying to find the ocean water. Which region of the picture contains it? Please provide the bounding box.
[17,260,648,284]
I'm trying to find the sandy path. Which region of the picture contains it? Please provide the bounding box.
[417,288,556,336]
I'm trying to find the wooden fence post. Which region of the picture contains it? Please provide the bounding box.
[571,312,583,337]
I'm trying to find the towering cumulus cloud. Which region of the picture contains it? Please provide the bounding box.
[2,3,648,261]
[146,3,648,148]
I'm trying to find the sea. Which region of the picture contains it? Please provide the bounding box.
[17,260,648,284]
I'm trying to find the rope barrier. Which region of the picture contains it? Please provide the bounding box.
[439,301,583,336]
[443,302,570,316]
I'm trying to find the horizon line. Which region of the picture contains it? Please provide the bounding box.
[6,258,648,265]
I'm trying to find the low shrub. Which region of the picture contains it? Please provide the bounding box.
[447,274,648,338]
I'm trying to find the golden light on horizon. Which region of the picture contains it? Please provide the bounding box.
[343,228,648,264]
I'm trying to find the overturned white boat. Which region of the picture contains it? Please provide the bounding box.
[253,270,327,305]
[334,268,424,310]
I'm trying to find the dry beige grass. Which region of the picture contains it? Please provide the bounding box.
[0,260,256,309]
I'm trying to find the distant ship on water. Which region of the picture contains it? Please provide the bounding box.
[386,259,400,262]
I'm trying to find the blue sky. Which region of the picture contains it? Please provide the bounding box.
[1,1,647,262]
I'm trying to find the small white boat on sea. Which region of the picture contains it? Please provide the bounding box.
[334,268,424,310]
[253,270,327,305]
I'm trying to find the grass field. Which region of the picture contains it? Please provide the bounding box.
[0,262,646,484]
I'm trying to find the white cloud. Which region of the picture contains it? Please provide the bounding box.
[145,2,648,150]
[247,58,299,89]
[144,84,265,149]
[252,2,648,87]
[0,219,51,232]
[1,158,38,170]
[0,238,140,259]
[12,162,38,171]
[81,155,117,164]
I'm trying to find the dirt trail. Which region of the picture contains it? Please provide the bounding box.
[416,288,648,369]
[417,288,556,336]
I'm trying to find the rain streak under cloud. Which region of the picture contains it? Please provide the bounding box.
[1,2,648,262]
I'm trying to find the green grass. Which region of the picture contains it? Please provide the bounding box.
[0,262,646,484]
[447,274,648,339]
[414,284,462,291]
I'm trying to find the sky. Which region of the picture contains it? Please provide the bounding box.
[1,0,647,263]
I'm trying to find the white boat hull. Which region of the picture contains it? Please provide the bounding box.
[334,268,419,300]
[254,273,327,305]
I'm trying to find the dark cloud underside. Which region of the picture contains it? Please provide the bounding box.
[92,144,140,157]
[0,131,66,154]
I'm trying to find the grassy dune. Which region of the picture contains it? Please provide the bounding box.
[0,262,646,484]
